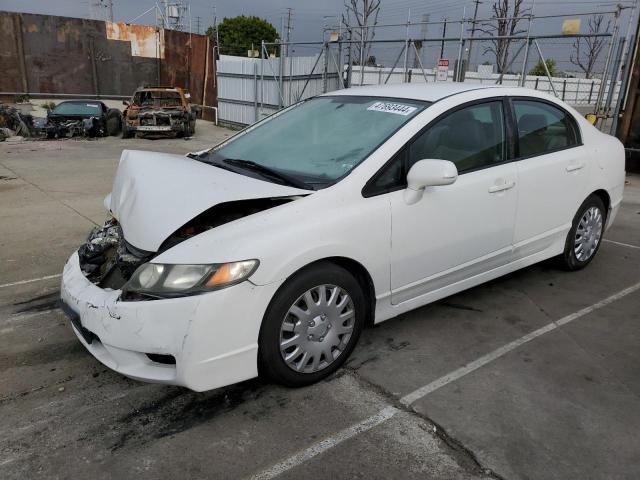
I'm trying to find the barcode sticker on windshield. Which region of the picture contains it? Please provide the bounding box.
[367,102,417,116]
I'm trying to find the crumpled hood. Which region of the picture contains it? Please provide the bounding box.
[108,149,308,252]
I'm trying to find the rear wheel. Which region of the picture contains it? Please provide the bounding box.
[560,195,606,270]
[259,263,365,387]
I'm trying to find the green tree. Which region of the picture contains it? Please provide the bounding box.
[206,16,279,57]
[529,58,557,77]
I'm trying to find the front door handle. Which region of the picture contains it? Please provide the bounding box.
[488,181,516,193]
[566,163,585,172]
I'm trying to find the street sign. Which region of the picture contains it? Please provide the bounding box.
[562,19,581,35]
[437,59,449,81]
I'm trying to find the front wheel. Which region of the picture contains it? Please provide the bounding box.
[259,263,365,387]
[560,195,606,270]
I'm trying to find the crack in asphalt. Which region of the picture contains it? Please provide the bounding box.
[341,368,506,480]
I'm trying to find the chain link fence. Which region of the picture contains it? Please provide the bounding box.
[217,8,630,131]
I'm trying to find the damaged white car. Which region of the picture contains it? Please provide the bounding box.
[60,83,625,391]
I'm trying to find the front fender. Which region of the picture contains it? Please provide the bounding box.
[153,190,392,298]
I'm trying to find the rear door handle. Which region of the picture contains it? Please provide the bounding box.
[488,181,516,193]
[566,163,585,172]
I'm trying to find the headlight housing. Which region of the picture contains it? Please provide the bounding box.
[123,260,259,298]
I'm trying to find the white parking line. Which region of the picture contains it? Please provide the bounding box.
[250,406,398,480]
[0,274,61,289]
[249,280,640,479]
[604,239,640,250]
[401,279,640,404]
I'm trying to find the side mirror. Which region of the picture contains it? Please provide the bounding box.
[122,100,130,106]
[404,159,458,205]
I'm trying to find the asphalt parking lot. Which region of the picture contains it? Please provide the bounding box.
[1,122,639,479]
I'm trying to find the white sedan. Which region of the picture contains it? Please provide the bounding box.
[60,83,625,391]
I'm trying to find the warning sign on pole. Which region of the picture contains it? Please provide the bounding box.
[437,59,449,82]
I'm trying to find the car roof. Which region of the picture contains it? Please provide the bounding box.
[135,87,182,92]
[52,100,105,108]
[323,83,504,102]
[56,100,104,104]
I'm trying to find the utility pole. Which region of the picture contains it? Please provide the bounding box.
[440,17,447,59]
[359,0,368,85]
[413,13,429,68]
[465,0,481,69]
[285,8,294,105]
[345,24,353,87]
[105,0,114,22]
[285,7,293,57]
[211,3,219,57]
[91,0,114,22]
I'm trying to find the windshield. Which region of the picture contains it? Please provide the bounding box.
[205,96,428,189]
[132,91,183,108]
[52,102,102,116]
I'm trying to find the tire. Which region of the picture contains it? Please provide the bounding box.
[259,262,366,387]
[183,121,193,138]
[121,126,132,139]
[560,194,606,271]
[105,110,121,136]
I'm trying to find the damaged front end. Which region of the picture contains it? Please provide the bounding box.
[78,218,150,290]
[78,198,299,294]
[124,108,189,136]
[44,116,102,138]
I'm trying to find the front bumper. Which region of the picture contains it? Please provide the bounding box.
[130,125,174,132]
[60,252,277,391]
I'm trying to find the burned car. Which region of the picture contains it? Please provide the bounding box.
[39,100,122,138]
[121,87,197,138]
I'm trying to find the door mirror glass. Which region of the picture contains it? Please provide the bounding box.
[404,159,458,204]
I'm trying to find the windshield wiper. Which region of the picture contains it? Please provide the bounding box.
[222,158,311,190]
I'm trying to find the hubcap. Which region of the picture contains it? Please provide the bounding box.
[279,284,355,373]
[574,206,603,262]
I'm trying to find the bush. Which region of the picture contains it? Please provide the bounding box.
[529,59,557,77]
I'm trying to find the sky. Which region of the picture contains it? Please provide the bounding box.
[1,0,638,73]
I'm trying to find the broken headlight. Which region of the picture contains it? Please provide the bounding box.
[123,260,259,298]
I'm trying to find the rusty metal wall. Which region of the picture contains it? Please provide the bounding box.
[0,12,217,115]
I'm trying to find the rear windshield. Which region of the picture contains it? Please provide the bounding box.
[52,102,102,115]
[132,91,183,107]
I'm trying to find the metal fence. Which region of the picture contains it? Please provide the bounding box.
[348,64,620,106]
[216,5,634,131]
[216,51,340,126]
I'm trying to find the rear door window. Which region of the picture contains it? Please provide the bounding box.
[512,100,580,158]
